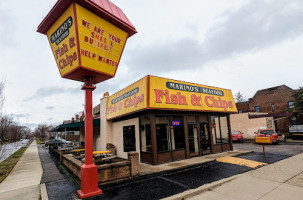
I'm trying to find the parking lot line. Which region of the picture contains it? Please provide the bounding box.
[216,157,267,168]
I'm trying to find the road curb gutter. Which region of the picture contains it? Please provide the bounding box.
[161,174,241,200]
[40,183,48,200]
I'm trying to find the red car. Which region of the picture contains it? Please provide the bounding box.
[231,131,244,142]
[255,129,279,144]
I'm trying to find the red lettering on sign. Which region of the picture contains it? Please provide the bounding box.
[124,94,144,108]
[191,94,201,106]
[93,26,104,35]
[204,96,233,111]
[109,33,121,44]
[154,90,188,105]
[82,19,90,29]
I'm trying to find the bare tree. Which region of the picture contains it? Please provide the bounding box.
[0,116,13,143]
[34,124,53,141]
[0,79,5,115]
[234,91,246,103]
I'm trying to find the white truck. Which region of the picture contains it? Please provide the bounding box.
[289,125,303,139]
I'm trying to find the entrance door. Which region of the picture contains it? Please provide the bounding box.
[188,123,199,157]
[200,122,211,155]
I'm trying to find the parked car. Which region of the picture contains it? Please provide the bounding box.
[230,131,244,142]
[45,138,72,147]
[255,129,279,144]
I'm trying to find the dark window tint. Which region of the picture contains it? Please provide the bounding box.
[140,116,152,152]
[171,117,185,150]
[260,130,274,135]
[123,125,136,152]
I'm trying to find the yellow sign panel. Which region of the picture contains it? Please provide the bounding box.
[255,137,271,144]
[46,5,79,77]
[46,3,128,81]
[76,4,128,77]
[107,77,148,119]
[149,76,238,113]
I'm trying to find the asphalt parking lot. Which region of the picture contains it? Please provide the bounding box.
[99,161,251,200]
[233,140,303,156]
[94,141,303,200]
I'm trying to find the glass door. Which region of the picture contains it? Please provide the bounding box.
[188,123,199,157]
[200,122,211,155]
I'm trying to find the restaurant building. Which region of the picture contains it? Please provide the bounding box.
[93,75,238,165]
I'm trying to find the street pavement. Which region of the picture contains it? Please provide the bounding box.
[0,140,43,200]
[0,141,28,163]
[165,152,303,200]
[233,140,303,156]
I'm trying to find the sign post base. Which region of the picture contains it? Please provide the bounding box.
[77,164,102,198]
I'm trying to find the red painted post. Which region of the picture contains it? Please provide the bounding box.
[263,144,265,156]
[77,78,102,199]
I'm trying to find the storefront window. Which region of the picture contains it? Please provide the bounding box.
[156,116,170,152]
[211,116,230,145]
[171,116,185,150]
[140,115,152,152]
[220,116,229,144]
[123,125,136,152]
[211,116,221,144]
[188,123,199,156]
[155,115,185,152]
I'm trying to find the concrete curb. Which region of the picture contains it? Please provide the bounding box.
[161,174,241,200]
[40,184,48,200]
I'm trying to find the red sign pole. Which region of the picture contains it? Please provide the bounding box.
[77,77,102,199]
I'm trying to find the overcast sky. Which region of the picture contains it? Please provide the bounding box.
[1,0,303,129]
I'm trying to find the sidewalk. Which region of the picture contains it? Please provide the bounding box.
[164,153,303,200]
[0,141,43,200]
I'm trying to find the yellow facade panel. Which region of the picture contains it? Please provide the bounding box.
[149,76,238,113]
[107,77,148,119]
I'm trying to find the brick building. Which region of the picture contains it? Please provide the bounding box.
[236,85,296,135]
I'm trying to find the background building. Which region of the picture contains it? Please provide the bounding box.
[236,85,296,135]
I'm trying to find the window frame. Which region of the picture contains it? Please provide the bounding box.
[271,104,275,112]
[123,125,136,152]
[155,115,186,153]
[255,106,260,112]
[288,101,294,109]
[211,115,231,145]
[139,115,152,153]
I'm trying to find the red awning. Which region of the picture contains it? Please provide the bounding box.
[37,0,137,37]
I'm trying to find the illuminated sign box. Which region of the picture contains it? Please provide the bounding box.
[37,0,137,84]
[172,121,180,126]
[107,75,238,119]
